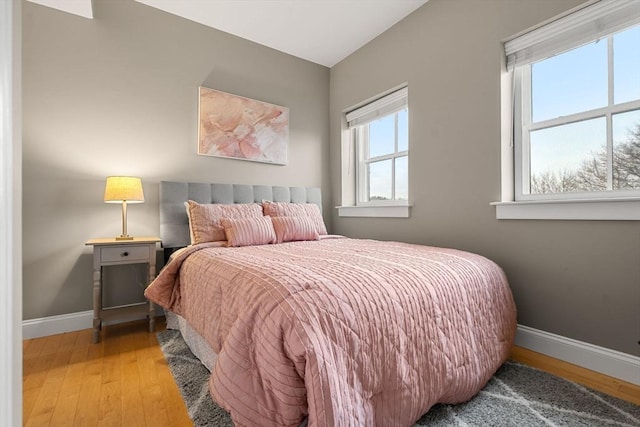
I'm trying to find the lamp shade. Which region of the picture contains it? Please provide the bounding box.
[104,176,145,203]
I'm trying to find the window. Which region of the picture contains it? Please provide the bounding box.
[355,107,408,204]
[517,24,640,200]
[496,0,640,220]
[346,87,408,208]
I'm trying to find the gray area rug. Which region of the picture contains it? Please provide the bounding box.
[157,329,640,426]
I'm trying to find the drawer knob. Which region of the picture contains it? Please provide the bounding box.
[122,251,129,257]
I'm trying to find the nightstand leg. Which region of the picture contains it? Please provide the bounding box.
[148,255,157,333]
[149,301,155,333]
[92,266,102,343]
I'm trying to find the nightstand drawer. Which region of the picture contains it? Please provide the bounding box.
[100,245,150,263]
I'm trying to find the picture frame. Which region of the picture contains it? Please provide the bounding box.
[197,86,289,165]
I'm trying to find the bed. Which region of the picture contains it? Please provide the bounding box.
[145,181,517,427]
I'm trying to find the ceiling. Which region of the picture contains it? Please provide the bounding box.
[27,0,93,19]
[26,0,428,67]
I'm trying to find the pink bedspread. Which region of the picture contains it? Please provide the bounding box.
[145,238,516,427]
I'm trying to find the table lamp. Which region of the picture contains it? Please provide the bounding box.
[104,176,145,240]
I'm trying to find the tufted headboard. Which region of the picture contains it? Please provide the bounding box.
[159,181,323,250]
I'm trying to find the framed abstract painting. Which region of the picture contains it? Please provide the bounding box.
[197,87,289,165]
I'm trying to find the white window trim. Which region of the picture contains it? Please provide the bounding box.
[495,0,640,220]
[355,126,409,207]
[492,198,640,220]
[336,204,412,218]
[339,84,411,218]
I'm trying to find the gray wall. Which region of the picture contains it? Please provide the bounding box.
[23,0,640,358]
[22,0,330,319]
[329,0,640,356]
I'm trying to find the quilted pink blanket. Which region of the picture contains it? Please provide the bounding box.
[145,238,516,427]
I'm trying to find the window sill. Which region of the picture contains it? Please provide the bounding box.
[491,198,640,220]
[337,204,411,218]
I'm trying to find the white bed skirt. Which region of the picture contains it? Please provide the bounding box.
[165,310,218,372]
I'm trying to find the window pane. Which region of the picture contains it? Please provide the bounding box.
[530,118,606,194]
[369,115,395,158]
[614,25,640,105]
[613,109,640,190]
[531,41,607,123]
[397,109,408,152]
[395,156,408,201]
[368,160,392,201]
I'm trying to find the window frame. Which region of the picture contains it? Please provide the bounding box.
[514,31,640,202]
[495,0,640,221]
[338,86,411,218]
[354,110,409,206]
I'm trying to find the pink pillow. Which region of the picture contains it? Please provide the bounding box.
[262,201,327,235]
[220,217,276,247]
[185,201,263,244]
[271,216,320,243]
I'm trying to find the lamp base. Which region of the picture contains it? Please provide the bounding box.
[116,236,134,241]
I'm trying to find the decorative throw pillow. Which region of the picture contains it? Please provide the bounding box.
[185,201,263,244]
[220,217,276,247]
[262,201,327,235]
[271,216,320,243]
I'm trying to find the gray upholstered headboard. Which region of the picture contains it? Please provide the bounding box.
[160,181,323,249]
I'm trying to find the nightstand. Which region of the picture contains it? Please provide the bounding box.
[85,237,162,343]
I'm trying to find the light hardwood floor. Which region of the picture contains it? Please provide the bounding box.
[23,318,192,427]
[510,346,640,406]
[23,319,640,426]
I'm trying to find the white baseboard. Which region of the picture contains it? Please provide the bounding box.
[515,324,640,386]
[23,310,93,339]
[22,310,147,339]
[22,313,640,386]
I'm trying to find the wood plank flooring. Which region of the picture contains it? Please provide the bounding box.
[23,319,640,426]
[510,346,640,406]
[23,319,192,427]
